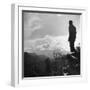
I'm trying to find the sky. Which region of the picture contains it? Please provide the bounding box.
[23,11,81,53]
[23,11,81,40]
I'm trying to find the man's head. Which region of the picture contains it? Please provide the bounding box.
[69,20,73,25]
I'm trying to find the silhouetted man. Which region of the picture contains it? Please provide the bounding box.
[68,20,76,52]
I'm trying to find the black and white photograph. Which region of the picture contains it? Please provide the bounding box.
[23,10,81,77]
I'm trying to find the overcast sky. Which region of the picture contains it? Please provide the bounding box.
[23,12,80,41]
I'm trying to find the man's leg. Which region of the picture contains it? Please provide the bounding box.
[70,41,75,52]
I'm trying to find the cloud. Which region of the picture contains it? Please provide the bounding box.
[24,14,43,40]
[24,33,80,54]
[24,35,70,52]
[57,14,62,17]
[27,16,42,31]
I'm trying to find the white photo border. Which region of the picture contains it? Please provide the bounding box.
[11,4,87,87]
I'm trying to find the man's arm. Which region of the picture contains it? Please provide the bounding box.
[68,27,70,41]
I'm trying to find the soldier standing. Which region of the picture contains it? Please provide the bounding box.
[68,20,76,52]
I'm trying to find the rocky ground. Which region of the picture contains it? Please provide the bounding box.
[24,46,80,77]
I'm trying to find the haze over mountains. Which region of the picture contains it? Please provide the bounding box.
[24,35,80,59]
